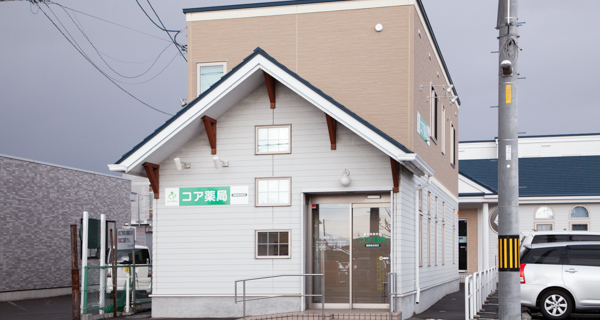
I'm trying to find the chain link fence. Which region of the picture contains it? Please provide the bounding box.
[82,265,152,314]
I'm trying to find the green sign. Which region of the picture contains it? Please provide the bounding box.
[359,236,387,244]
[168,187,230,206]
[417,111,429,143]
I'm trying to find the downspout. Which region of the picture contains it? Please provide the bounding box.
[415,176,432,304]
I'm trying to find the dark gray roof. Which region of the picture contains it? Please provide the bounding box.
[459,156,600,197]
[182,0,460,103]
[115,47,413,164]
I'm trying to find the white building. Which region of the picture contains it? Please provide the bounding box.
[458,133,600,274]
[109,48,459,319]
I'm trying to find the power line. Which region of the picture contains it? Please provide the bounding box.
[58,4,173,79]
[135,0,187,62]
[46,1,171,43]
[36,2,174,116]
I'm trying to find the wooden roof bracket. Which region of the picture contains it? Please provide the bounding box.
[325,113,337,150]
[202,115,217,154]
[142,162,160,199]
[263,71,276,109]
[390,158,400,193]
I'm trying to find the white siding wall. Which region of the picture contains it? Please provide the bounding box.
[153,83,396,296]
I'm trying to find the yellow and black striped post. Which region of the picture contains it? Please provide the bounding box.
[498,235,520,271]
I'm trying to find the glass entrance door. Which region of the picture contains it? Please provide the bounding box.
[312,202,391,308]
[352,204,391,306]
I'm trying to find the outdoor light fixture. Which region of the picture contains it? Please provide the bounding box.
[375,24,383,32]
[174,158,191,171]
[500,60,513,76]
[213,156,229,169]
[339,169,351,187]
[450,97,458,104]
[179,98,188,108]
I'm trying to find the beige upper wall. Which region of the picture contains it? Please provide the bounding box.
[411,8,458,195]
[186,3,458,195]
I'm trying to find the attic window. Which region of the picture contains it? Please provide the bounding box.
[256,125,291,154]
[197,62,226,95]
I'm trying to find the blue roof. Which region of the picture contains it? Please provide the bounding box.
[182,0,460,103]
[459,156,600,197]
[115,47,413,164]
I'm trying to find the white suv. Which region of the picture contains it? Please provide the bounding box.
[520,241,600,320]
[106,245,152,293]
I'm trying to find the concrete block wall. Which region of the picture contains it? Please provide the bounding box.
[0,155,130,295]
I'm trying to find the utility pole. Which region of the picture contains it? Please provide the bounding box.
[497,1,521,319]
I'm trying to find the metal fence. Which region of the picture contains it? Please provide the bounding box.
[464,267,497,320]
[82,265,152,314]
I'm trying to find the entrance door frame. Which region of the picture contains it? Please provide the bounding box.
[304,191,394,310]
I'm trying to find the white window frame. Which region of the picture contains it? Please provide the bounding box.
[197,61,227,96]
[419,214,424,267]
[255,230,291,259]
[255,125,292,155]
[441,106,446,154]
[442,224,446,265]
[570,222,590,231]
[534,222,554,231]
[430,86,438,143]
[428,216,432,266]
[450,123,456,167]
[569,205,590,219]
[534,205,555,220]
[255,177,292,207]
[419,189,423,212]
[435,220,439,265]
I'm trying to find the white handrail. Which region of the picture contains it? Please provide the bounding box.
[464,267,498,320]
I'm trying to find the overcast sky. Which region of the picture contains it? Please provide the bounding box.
[1,0,598,175]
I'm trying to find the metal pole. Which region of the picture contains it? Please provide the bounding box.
[110,229,117,318]
[497,1,521,319]
[99,214,106,314]
[321,274,324,320]
[243,280,246,320]
[70,225,81,320]
[81,212,88,314]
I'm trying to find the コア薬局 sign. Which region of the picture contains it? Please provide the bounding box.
[165,186,248,206]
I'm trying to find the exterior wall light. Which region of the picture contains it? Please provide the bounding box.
[174,158,191,170]
[213,156,229,169]
[340,169,351,187]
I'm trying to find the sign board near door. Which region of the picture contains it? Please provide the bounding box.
[117,228,135,250]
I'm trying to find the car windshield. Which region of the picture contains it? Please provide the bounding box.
[108,249,150,265]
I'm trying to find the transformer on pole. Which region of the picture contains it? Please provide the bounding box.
[496,0,521,319]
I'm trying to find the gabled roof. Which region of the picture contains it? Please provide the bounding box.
[109,48,433,177]
[459,156,600,197]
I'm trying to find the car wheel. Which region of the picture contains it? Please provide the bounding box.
[539,290,572,320]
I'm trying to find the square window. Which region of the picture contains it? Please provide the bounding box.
[535,223,554,231]
[256,125,291,154]
[256,177,291,206]
[571,223,589,231]
[256,230,290,258]
[197,62,226,95]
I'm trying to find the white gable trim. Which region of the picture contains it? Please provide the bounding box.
[459,174,494,195]
[110,52,433,177]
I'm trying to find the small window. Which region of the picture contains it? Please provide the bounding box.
[419,215,423,267]
[442,224,446,265]
[534,205,554,219]
[256,230,290,258]
[441,106,446,154]
[571,223,589,231]
[428,217,432,266]
[535,223,554,231]
[570,206,589,218]
[427,192,432,215]
[435,220,439,265]
[197,62,226,95]
[450,124,456,167]
[521,247,565,265]
[256,177,291,206]
[418,189,423,212]
[566,246,600,266]
[430,87,438,142]
[256,125,291,154]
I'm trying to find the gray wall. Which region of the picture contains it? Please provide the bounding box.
[0,155,130,293]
